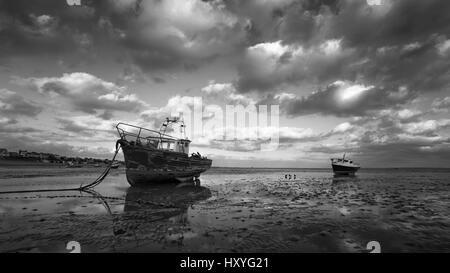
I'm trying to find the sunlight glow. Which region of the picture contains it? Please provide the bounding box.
[338,84,373,102]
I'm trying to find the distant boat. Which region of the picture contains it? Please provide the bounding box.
[116,118,212,186]
[110,161,120,169]
[331,154,360,175]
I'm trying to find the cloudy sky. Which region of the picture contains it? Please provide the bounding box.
[0,0,449,167]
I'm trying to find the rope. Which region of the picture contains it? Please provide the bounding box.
[0,143,121,195]
[0,193,180,209]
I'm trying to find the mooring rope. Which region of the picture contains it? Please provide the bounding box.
[0,193,181,209]
[0,142,184,209]
[0,143,121,195]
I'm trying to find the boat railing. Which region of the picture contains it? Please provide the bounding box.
[116,122,183,145]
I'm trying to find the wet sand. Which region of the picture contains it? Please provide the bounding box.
[0,167,449,253]
[0,165,122,179]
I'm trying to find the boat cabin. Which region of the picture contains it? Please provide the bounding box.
[331,158,353,164]
[157,139,190,154]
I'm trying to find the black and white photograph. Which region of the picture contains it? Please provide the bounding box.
[0,0,449,259]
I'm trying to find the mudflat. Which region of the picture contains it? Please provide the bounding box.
[0,168,449,253]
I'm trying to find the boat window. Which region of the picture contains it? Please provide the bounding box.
[160,142,171,150]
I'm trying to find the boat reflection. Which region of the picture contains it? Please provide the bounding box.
[91,182,211,240]
[332,173,360,183]
[124,182,211,213]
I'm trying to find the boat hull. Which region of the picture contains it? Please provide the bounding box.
[119,140,212,186]
[332,164,360,175]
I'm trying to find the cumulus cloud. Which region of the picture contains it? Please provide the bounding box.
[0,89,42,116]
[400,119,450,136]
[56,115,117,137]
[15,72,146,117]
[139,95,205,141]
[237,39,356,92]
[201,81,255,105]
[432,97,450,112]
[305,102,450,167]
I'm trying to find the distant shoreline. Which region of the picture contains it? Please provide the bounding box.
[0,159,65,167]
[1,160,449,170]
[0,159,113,168]
[209,166,450,170]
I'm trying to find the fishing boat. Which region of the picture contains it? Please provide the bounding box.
[331,154,360,175]
[116,118,212,186]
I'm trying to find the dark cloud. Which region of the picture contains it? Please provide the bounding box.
[2,0,449,89]
[222,0,339,45]
[0,0,97,58]
[258,81,415,117]
[233,0,450,118]
[116,0,247,73]
[328,0,450,48]
[1,0,450,167]
[236,39,358,93]
[0,0,249,76]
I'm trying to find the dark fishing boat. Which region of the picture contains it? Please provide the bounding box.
[116,118,212,186]
[331,154,360,175]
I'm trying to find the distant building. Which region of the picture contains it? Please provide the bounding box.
[29,152,41,160]
[1,148,109,164]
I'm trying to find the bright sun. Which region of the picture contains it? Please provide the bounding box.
[338,84,373,102]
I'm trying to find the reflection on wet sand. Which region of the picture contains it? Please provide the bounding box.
[332,174,360,183]
[124,182,211,213]
[0,178,213,252]
[1,169,449,252]
[109,182,212,251]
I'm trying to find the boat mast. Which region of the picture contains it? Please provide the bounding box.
[159,116,186,139]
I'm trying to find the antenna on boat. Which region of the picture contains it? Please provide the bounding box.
[160,115,186,139]
[178,113,186,139]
